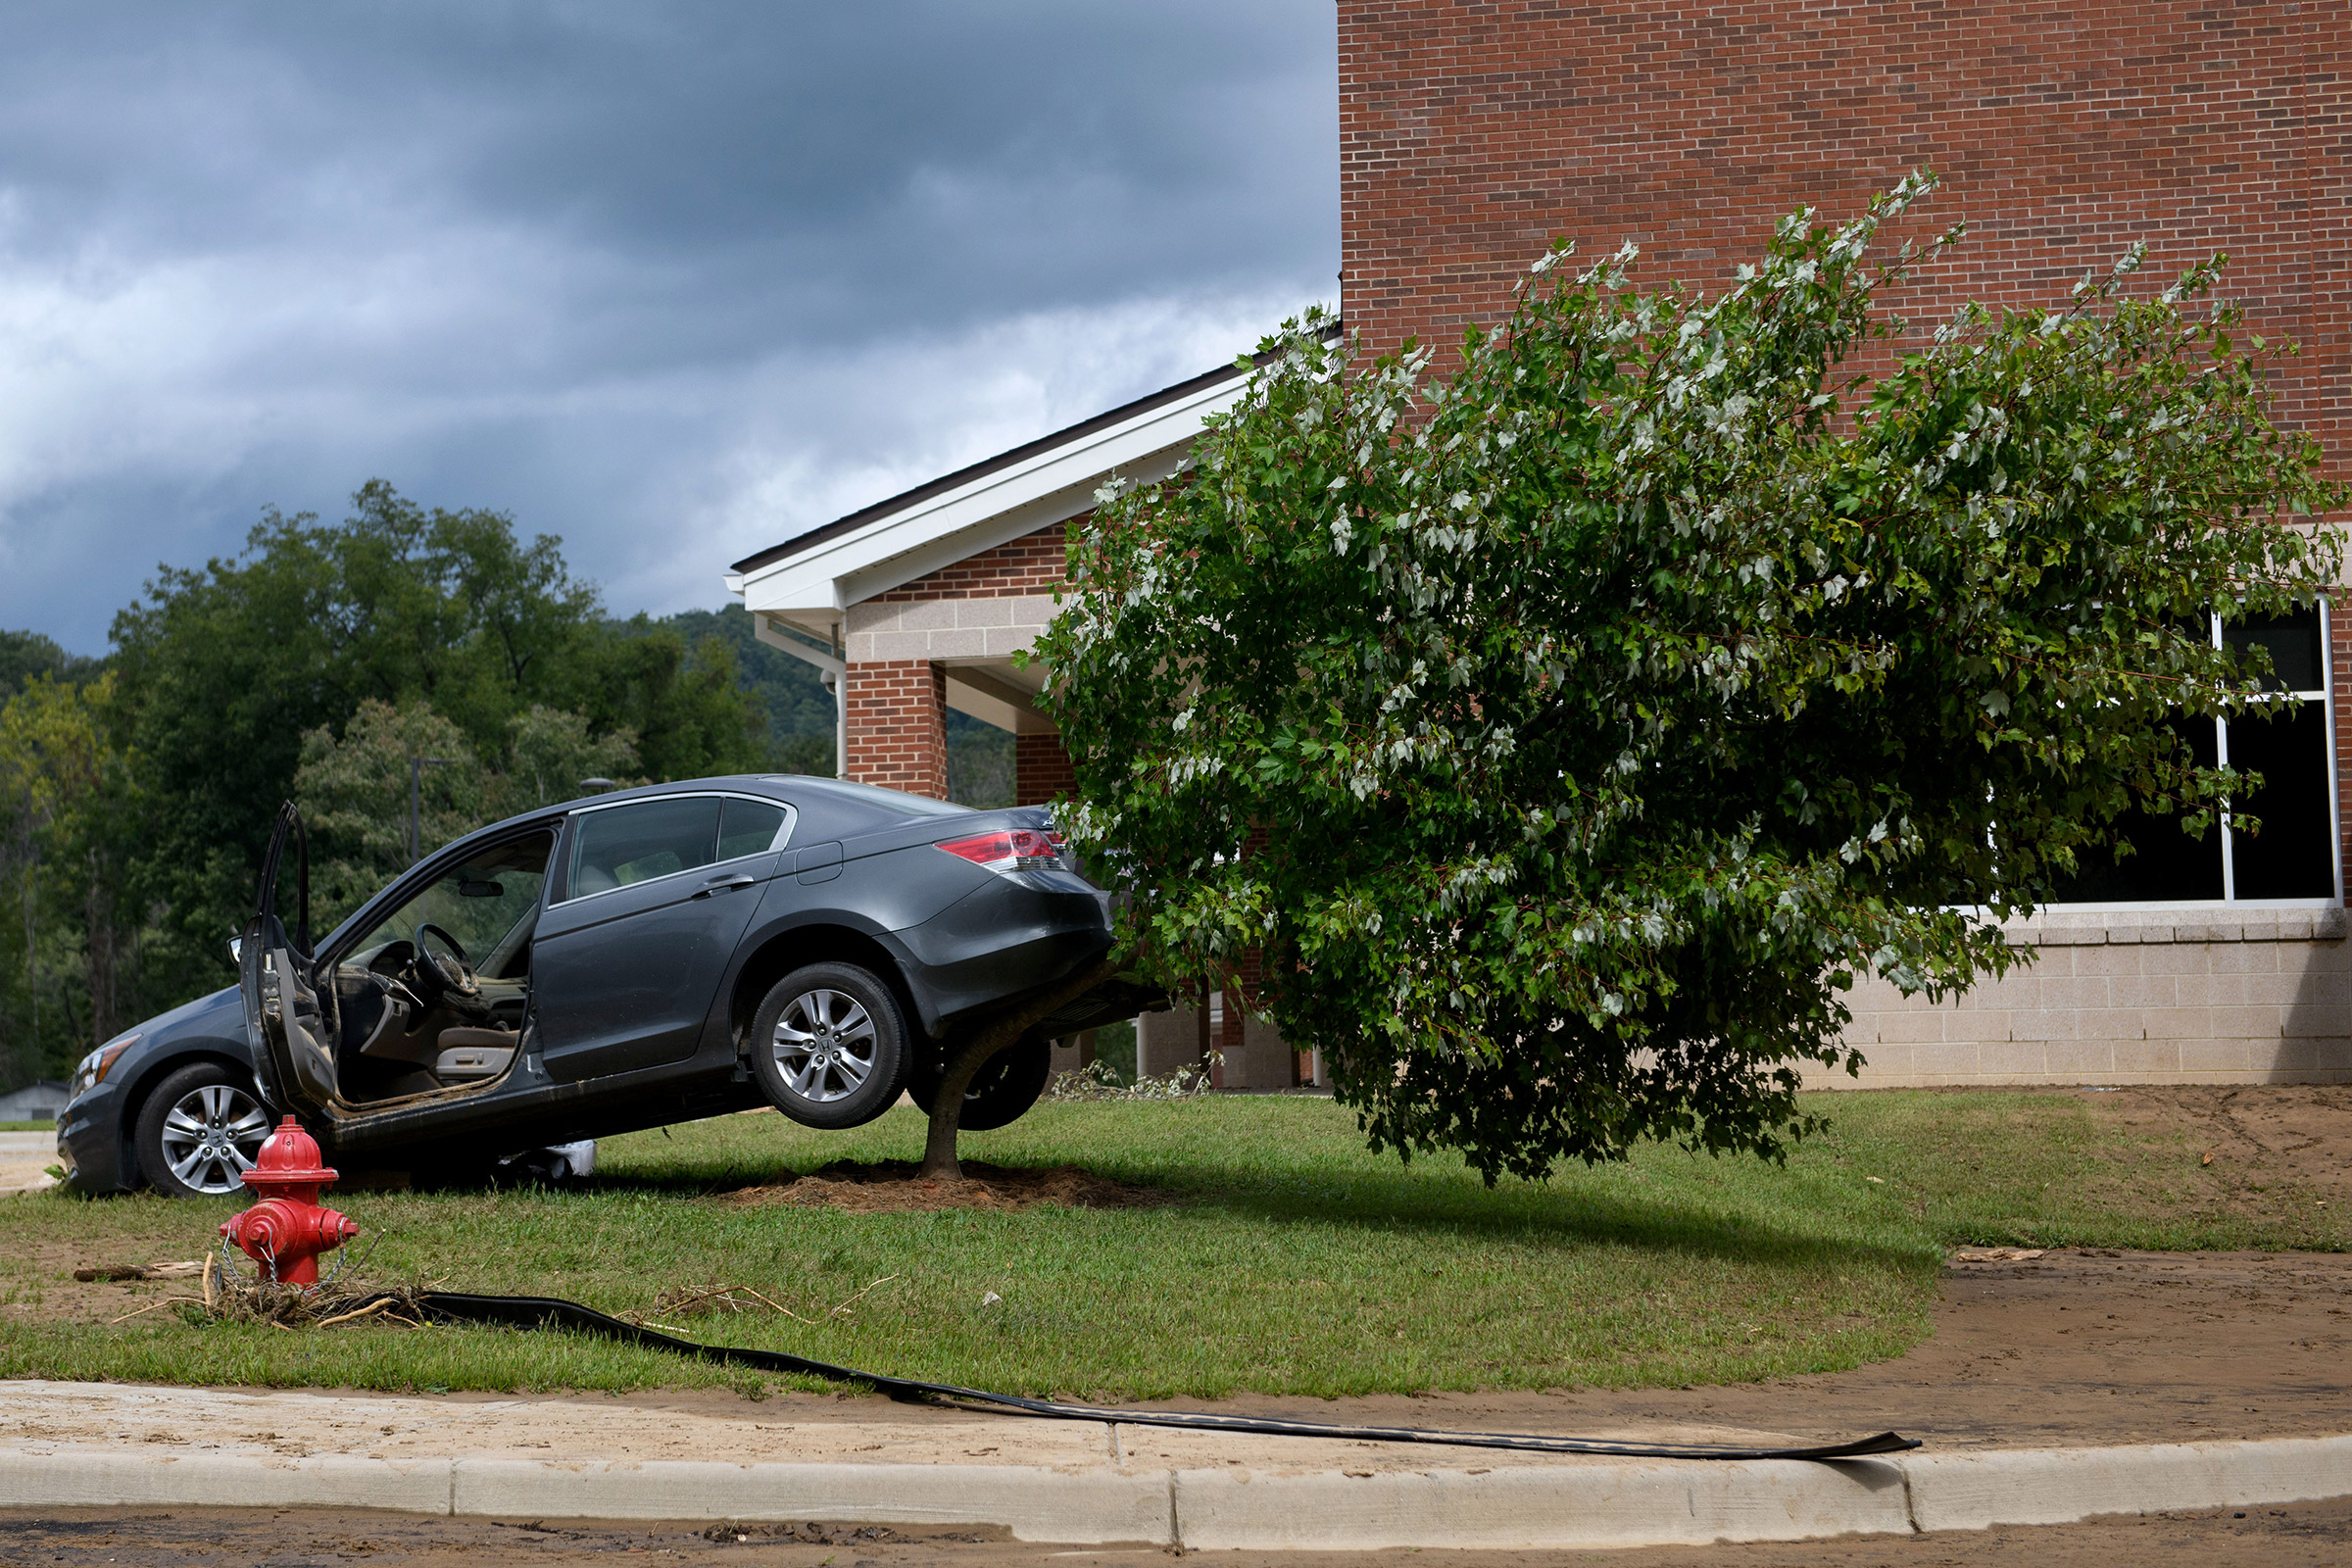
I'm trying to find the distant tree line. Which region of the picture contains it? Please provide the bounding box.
[0,481,1011,1092]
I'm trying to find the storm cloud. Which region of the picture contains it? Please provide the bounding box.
[0,3,1336,649]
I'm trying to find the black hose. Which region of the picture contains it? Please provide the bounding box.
[389,1290,1919,1462]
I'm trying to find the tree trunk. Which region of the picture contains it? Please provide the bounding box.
[918,955,1118,1182]
[83,853,115,1049]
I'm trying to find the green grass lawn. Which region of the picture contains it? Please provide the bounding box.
[0,1091,2338,1401]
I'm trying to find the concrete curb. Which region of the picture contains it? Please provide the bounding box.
[0,1435,2345,1549]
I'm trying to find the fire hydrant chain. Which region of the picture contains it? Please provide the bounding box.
[220,1115,358,1287]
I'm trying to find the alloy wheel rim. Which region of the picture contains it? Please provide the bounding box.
[157,1083,270,1196]
[772,989,877,1103]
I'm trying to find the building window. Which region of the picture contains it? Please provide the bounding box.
[2052,606,2338,906]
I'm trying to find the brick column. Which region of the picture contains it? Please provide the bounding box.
[845,660,949,799]
[1015,732,1074,807]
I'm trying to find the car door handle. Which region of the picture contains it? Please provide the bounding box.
[691,873,759,899]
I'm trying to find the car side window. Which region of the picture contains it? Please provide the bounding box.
[566,797,720,900]
[345,833,553,974]
[717,798,788,861]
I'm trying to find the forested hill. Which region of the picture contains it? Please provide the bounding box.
[0,482,1017,1092]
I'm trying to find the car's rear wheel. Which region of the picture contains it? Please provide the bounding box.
[748,962,910,1130]
[908,1030,1052,1133]
[134,1062,272,1199]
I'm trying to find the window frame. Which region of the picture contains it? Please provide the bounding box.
[552,790,799,906]
[2040,601,2341,913]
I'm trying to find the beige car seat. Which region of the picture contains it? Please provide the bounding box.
[434,1026,518,1082]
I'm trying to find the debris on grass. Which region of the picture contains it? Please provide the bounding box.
[1045,1054,1222,1102]
[623,1282,812,1326]
[74,1260,206,1283]
[716,1159,1174,1214]
[619,1274,902,1330]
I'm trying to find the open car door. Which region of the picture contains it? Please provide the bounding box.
[239,802,339,1118]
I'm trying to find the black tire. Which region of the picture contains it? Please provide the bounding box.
[748,962,910,1130]
[908,1030,1052,1133]
[133,1062,273,1199]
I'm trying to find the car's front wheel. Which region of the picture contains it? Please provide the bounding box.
[748,962,910,1130]
[134,1062,272,1199]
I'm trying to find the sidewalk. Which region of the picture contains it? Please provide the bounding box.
[0,1132,56,1197]
[3,1249,2348,1550]
[0,1375,2345,1549]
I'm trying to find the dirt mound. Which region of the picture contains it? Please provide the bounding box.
[715,1160,1176,1214]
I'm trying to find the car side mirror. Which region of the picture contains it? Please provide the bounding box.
[458,879,506,898]
[228,936,243,964]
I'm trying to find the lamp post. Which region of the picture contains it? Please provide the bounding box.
[409,757,455,864]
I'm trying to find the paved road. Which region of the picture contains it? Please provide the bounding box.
[3,1497,2348,1566]
[0,1129,56,1195]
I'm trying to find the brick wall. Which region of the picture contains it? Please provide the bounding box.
[847,521,1075,760]
[1341,1,2352,1089]
[845,661,948,799]
[1339,1,2347,461]
[875,523,1072,603]
[1014,733,1075,807]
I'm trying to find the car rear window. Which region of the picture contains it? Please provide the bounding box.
[718,798,788,860]
[567,797,720,898]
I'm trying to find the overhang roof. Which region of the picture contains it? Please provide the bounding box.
[726,323,1334,630]
[728,355,1253,579]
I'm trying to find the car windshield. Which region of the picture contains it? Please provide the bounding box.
[347,834,553,979]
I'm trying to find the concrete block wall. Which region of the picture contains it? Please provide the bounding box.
[843,594,1060,665]
[1138,1002,1208,1080]
[841,525,1072,801]
[1136,994,1302,1090]
[1820,911,2352,1088]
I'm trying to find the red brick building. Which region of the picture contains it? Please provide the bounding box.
[734,1,2351,1087]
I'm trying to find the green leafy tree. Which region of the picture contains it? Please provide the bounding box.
[587,620,767,783]
[0,674,145,1073]
[1033,176,2346,1183]
[295,700,641,929]
[109,483,762,994]
[659,605,838,766]
[500,705,641,813]
[293,699,494,927]
[0,630,100,701]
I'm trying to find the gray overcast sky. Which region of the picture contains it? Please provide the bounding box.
[0,2,1337,653]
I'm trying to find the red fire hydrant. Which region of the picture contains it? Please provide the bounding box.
[220,1115,359,1286]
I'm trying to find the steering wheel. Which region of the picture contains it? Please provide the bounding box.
[412,922,480,1000]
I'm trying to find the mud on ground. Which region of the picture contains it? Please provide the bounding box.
[2081,1083,2352,1212]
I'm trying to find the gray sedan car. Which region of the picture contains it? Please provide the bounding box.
[57,774,1140,1196]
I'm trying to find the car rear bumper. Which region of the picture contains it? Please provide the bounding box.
[894,872,1120,1033]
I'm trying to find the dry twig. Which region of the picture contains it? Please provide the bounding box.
[829,1274,900,1318]
[106,1297,202,1326]
[316,1298,394,1330]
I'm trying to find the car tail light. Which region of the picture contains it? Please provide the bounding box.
[936,828,1066,874]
